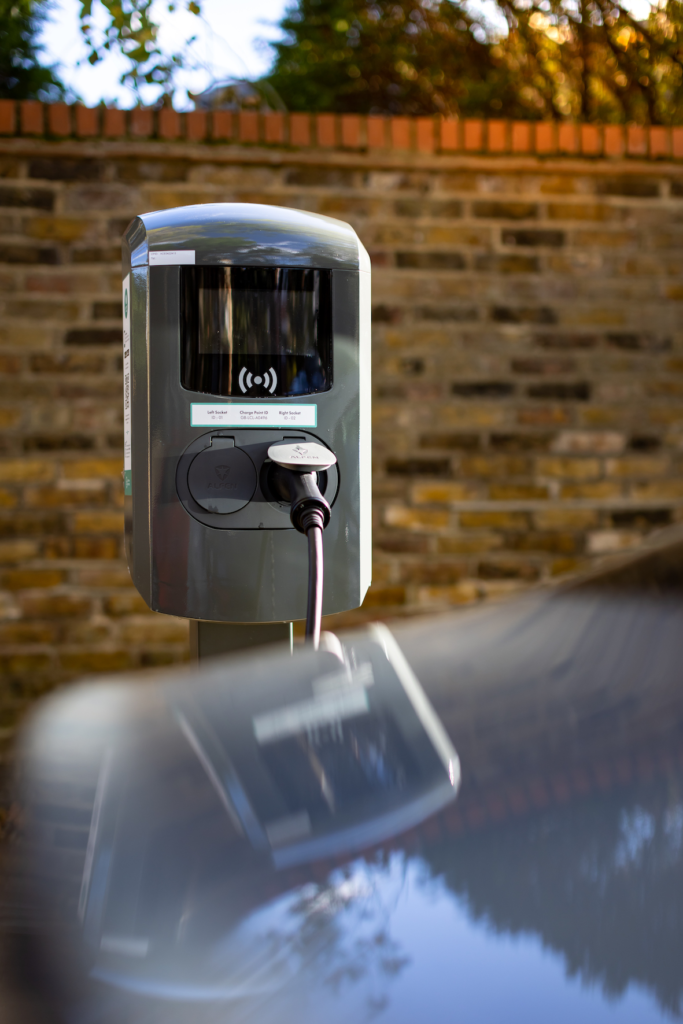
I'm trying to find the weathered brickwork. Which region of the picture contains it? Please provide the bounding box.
[0,103,682,751]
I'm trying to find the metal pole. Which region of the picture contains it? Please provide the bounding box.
[189,620,294,661]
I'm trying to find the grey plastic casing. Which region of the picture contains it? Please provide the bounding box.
[122,204,371,623]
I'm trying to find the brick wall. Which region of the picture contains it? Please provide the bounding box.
[0,102,682,759]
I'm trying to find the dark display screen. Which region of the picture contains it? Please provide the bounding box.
[180,267,332,398]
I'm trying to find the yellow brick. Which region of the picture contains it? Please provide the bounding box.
[59,651,132,674]
[550,558,584,576]
[460,455,530,478]
[423,226,491,246]
[145,189,213,210]
[368,225,418,246]
[588,530,641,554]
[0,622,57,644]
[537,457,601,479]
[630,480,683,500]
[518,406,572,427]
[384,506,449,531]
[513,531,577,554]
[573,230,638,248]
[0,489,17,508]
[20,592,91,618]
[2,569,64,590]
[411,482,480,504]
[361,585,407,609]
[0,408,21,428]
[552,430,625,454]
[647,406,683,425]
[580,407,623,427]
[119,615,189,644]
[0,540,39,563]
[105,592,150,616]
[368,562,393,585]
[460,510,529,529]
[76,568,134,587]
[63,621,115,645]
[0,325,54,350]
[562,309,626,327]
[480,580,529,600]
[604,456,668,477]
[372,405,403,426]
[63,458,123,480]
[560,481,623,499]
[26,217,88,242]
[386,328,449,350]
[0,653,53,676]
[437,171,478,191]
[25,485,108,509]
[0,460,53,483]
[417,582,481,606]
[25,270,102,294]
[72,537,120,559]
[318,196,385,217]
[547,203,609,221]
[664,285,683,301]
[534,508,599,530]
[73,511,124,534]
[437,534,503,554]
[667,359,683,373]
[646,380,683,397]
[539,176,579,194]
[442,405,507,428]
[7,300,79,320]
[490,484,549,500]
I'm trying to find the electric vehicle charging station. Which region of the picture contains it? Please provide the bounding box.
[122,204,371,652]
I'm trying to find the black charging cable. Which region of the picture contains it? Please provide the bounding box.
[266,444,336,649]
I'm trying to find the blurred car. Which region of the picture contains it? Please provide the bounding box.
[3,526,683,1023]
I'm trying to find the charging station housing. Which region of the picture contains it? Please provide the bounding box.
[122,204,371,623]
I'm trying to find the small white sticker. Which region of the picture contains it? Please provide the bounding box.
[122,274,131,495]
[149,250,195,266]
[191,404,317,428]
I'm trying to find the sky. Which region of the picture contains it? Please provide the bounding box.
[38,0,657,111]
[38,0,290,109]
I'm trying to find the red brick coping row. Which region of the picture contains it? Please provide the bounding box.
[2,99,683,159]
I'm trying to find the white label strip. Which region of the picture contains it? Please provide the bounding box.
[122,274,131,483]
[149,250,195,266]
[253,688,369,745]
[191,403,317,428]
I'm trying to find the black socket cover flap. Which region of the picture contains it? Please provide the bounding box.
[187,444,257,514]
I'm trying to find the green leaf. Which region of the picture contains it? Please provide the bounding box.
[69,0,203,100]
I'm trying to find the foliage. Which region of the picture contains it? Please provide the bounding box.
[77,0,201,101]
[498,0,683,123]
[266,0,523,116]
[266,0,683,123]
[4,0,680,121]
[0,0,66,100]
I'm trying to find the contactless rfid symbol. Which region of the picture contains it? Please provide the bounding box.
[239,367,277,394]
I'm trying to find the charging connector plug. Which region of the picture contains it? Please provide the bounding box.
[267,443,337,649]
[268,463,331,533]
